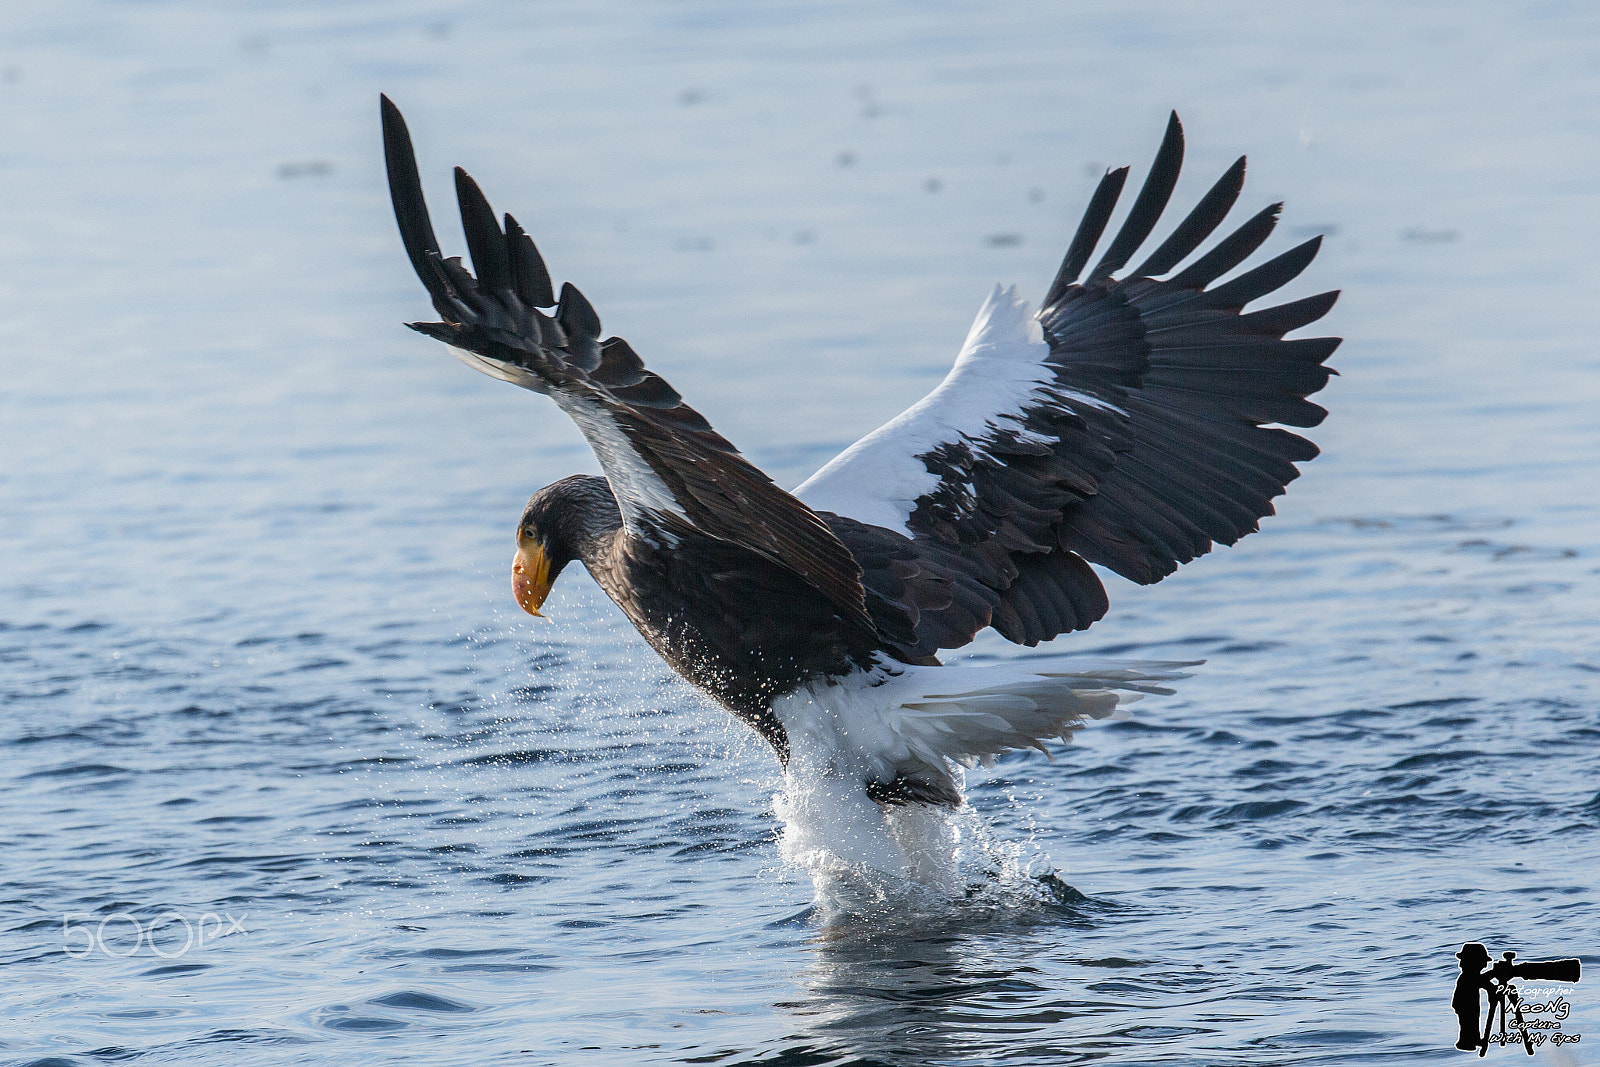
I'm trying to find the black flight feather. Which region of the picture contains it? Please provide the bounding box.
[504,213,557,309]
[1203,236,1322,311]
[1168,202,1281,290]
[380,95,451,318]
[1045,166,1128,305]
[1132,155,1246,278]
[454,168,512,294]
[1089,111,1185,282]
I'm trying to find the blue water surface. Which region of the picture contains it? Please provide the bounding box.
[2,2,1597,1064]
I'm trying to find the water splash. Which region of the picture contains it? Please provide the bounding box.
[773,767,1073,923]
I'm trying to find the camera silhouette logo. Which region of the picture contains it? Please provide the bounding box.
[1452,942,1581,1056]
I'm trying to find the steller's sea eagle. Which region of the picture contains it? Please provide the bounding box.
[380,96,1338,869]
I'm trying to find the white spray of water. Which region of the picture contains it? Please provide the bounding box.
[772,766,1062,922]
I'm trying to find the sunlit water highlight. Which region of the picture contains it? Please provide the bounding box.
[2,2,1598,1065]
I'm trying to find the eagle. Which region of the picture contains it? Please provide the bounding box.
[380,97,1338,870]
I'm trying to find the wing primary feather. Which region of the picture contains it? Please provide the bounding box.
[553,282,602,373]
[1044,166,1128,305]
[594,336,647,385]
[454,167,513,294]
[418,251,466,319]
[1202,235,1322,311]
[380,95,453,317]
[504,213,557,308]
[556,281,603,339]
[407,320,457,344]
[1167,201,1281,290]
[1231,290,1341,336]
[1132,155,1246,278]
[440,255,479,302]
[610,372,686,409]
[1088,111,1184,282]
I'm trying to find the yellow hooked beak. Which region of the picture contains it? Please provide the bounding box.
[511,539,553,617]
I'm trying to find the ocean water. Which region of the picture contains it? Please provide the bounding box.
[2,2,1598,1064]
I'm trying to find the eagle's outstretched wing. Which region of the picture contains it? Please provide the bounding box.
[796,112,1340,659]
[381,96,872,633]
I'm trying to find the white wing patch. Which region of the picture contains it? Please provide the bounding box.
[552,391,689,536]
[794,285,1114,537]
[448,344,547,392]
[449,345,687,539]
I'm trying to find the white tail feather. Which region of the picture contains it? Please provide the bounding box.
[776,658,1192,798]
[771,656,1196,875]
[882,659,1190,770]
